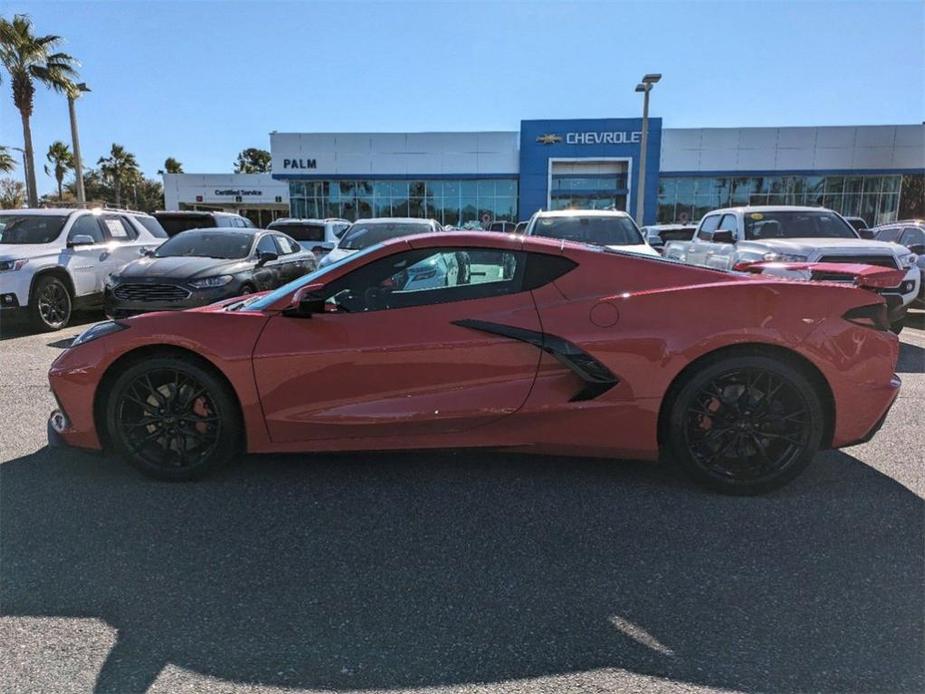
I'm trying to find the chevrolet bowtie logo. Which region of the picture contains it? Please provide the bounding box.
[536,134,562,145]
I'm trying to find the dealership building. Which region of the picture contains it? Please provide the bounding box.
[165,119,924,227]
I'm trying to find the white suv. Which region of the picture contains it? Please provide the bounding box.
[524,209,660,257]
[0,208,167,331]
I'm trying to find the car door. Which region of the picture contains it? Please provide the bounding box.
[97,214,146,278]
[704,213,740,269]
[252,246,541,443]
[251,233,284,289]
[61,214,109,297]
[684,213,722,266]
[271,234,310,282]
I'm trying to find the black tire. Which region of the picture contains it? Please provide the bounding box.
[666,355,824,495]
[104,355,242,481]
[890,319,904,335]
[30,275,72,331]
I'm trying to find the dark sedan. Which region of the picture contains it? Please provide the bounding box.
[105,228,317,318]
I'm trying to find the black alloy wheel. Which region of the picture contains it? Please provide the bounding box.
[668,355,824,495]
[31,276,72,331]
[106,356,241,480]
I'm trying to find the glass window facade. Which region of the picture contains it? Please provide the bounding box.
[288,179,518,226]
[549,173,629,211]
[657,174,904,226]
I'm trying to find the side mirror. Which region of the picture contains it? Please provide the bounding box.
[858,228,875,240]
[282,282,327,318]
[68,234,95,247]
[257,251,278,266]
[908,243,925,255]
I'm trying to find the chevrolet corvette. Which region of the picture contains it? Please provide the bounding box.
[48,232,901,494]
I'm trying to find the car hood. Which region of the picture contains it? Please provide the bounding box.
[740,238,903,255]
[606,243,660,257]
[322,247,357,264]
[0,242,59,260]
[114,255,252,280]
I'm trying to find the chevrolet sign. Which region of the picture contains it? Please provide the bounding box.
[536,134,562,145]
[566,131,641,145]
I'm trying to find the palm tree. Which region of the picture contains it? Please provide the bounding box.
[0,14,78,207]
[0,145,15,173]
[44,140,72,200]
[98,143,139,207]
[158,157,183,175]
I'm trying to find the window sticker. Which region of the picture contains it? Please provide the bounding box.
[749,213,764,220]
[104,218,129,238]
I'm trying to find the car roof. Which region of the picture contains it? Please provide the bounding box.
[271,217,347,224]
[533,209,631,218]
[706,205,837,215]
[351,217,437,225]
[155,210,240,217]
[0,207,154,218]
[176,226,262,235]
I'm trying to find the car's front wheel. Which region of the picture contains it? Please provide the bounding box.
[30,275,72,331]
[105,355,242,480]
[667,355,825,495]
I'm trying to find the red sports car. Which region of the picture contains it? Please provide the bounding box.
[48,232,901,494]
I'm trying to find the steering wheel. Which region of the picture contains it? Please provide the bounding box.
[363,287,386,311]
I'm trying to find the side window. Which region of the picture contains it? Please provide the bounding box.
[901,227,924,247]
[523,253,578,289]
[67,215,105,244]
[256,235,278,256]
[322,248,525,313]
[106,215,138,241]
[698,215,721,237]
[718,214,738,235]
[875,226,901,242]
[274,235,299,255]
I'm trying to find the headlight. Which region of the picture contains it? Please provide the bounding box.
[0,259,28,272]
[898,252,918,269]
[189,275,233,289]
[70,320,128,347]
[763,252,808,263]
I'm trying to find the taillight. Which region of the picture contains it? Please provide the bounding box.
[842,303,890,331]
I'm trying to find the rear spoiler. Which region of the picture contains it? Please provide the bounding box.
[736,261,906,290]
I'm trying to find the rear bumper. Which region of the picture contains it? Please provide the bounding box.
[831,374,901,448]
[838,375,901,447]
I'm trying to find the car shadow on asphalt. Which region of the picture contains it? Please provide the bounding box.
[1,447,922,693]
[897,341,925,374]
[0,312,100,342]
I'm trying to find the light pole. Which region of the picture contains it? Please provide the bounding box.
[66,82,91,204]
[8,146,30,205]
[634,73,661,226]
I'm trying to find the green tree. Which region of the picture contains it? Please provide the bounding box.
[0,14,78,206]
[0,145,15,173]
[234,147,271,173]
[158,157,183,174]
[44,140,72,200]
[0,177,25,208]
[97,143,140,207]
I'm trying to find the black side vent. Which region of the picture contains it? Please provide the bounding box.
[452,319,618,402]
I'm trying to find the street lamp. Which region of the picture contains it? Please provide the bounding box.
[6,145,30,205]
[66,82,91,204]
[634,73,661,226]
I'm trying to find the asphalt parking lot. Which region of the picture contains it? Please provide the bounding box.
[0,312,922,694]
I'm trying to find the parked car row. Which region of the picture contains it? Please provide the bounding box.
[0,207,319,331]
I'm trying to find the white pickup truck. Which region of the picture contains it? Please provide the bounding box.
[663,206,920,332]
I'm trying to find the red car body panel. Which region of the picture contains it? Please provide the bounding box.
[48,232,901,460]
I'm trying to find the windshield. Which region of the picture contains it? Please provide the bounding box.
[245,243,384,311]
[154,230,253,259]
[531,215,643,246]
[0,214,69,244]
[270,223,325,242]
[340,221,432,250]
[743,211,858,240]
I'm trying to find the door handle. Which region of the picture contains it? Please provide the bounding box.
[99,251,110,260]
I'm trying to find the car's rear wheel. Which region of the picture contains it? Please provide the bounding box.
[105,355,242,480]
[667,355,824,495]
[31,275,72,331]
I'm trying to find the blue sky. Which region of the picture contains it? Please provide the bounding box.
[1,0,922,195]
